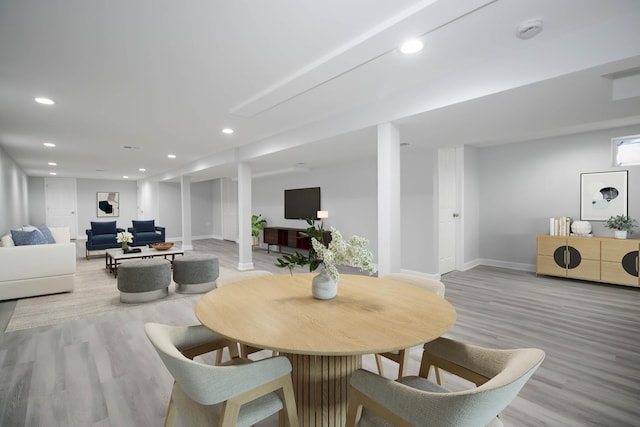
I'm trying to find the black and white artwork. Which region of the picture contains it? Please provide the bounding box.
[580,171,627,220]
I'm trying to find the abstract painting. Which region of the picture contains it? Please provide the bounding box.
[97,192,119,217]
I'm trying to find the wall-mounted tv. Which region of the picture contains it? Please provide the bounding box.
[284,187,321,220]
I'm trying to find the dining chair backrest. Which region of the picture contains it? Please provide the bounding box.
[348,337,545,427]
[144,322,299,427]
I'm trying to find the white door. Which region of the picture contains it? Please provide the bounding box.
[45,177,78,239]
[221,178,238,242]
[438,148,458,274]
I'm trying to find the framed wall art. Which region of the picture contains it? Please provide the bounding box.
[97,192,120,217]
[580,170,627,221]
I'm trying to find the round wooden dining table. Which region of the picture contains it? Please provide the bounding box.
[195,273,456,426]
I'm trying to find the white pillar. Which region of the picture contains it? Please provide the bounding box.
[377,122,401,275]
[237,162,254,270]
[181,176,193,250]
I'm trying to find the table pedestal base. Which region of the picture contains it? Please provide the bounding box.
[280,353,361,427]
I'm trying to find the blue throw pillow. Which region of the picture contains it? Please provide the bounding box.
[11,229,48,246]
[91,221,117,235]
[133,220,155,233]
[36,224,56,244]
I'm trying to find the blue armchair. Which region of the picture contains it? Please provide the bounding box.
[128,220,166,246]
[86,221,125,259]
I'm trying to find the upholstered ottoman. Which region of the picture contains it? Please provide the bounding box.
[117,259,171,303]
[172,253,219,294]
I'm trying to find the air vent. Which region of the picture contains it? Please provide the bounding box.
[123,145,141,150]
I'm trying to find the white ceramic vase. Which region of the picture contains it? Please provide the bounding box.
[571,221,592,236]
[311,268,337,300]
[614,230,628,239]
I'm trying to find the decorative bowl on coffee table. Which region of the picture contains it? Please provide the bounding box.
[150,242,174,251]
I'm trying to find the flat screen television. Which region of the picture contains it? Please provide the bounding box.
[284,187,321,220]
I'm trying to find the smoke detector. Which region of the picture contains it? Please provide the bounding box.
[517,19,543,40]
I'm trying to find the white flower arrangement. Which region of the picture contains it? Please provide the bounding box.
[311,228,376,282]
[116,231,133,244]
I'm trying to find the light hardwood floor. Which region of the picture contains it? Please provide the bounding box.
[0,239,638,426]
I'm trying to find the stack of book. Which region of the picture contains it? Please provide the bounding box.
[549,217,571,236]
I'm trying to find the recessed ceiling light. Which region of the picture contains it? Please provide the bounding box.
[35,97,55,105]
[222,128,234,134]
[43,142,56,147]
[400,39,423,54]
[123,175,129,179]
[139,168,146,172]
[168,154,176,159]
[48,162,57,166]
[49,172,57,175]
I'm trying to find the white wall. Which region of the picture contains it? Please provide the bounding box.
[463,146,480,268]
[159,182,182,240]
[191,180,215,238]
[211,179,223,238]
[76,179,138,236]
[0,145,28,233]
[478,124,640,269]
[400,146,438,273]
[27,177,46,226]
[252,155,379,259]
[252,148,441,275]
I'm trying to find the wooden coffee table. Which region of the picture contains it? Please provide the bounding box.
[105,246,184,277]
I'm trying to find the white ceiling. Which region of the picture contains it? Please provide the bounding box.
[1,0,639,183]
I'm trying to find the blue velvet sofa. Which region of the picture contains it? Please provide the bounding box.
[128,220,165,247]
[85,221,125,259]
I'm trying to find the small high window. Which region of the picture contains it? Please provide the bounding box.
[612,135,640,166]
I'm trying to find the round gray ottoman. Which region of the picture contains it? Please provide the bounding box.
[117,259,171,303]
[172,253,219,294]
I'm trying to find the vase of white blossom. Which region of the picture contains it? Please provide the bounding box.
[275,221,376,299]
[117,231,134,251]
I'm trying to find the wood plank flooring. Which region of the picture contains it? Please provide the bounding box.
[0,238,638,426]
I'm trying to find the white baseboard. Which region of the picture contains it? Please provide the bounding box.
[474,258,536,272]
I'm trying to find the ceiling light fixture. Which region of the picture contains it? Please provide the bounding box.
[49,172,57,175]
[43,142,56,147]
[400,39,424,54]
[517,19,544,40]
[139,168,146,172]
[48,162,57,166]
[168,154,176,159]
[123,175,129,179]
[35,97,55,105]
[222,128,234,134]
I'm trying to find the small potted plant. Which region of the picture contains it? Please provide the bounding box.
[604,214,638,239]
[251,214,267,248]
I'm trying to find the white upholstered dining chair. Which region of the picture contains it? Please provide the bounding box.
[145,322,299,427]
[346,337,545,427]
[375,273,446,379]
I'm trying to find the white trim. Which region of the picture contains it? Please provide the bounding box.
[475,258,536,272]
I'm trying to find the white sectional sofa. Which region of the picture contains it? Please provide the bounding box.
[0,226,76,301]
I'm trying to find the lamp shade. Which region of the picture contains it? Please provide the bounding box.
[317,211,329,219]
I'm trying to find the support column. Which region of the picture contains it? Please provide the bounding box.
[181,176,193,250]
[377,123,401,276]
[237,162,254,270]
